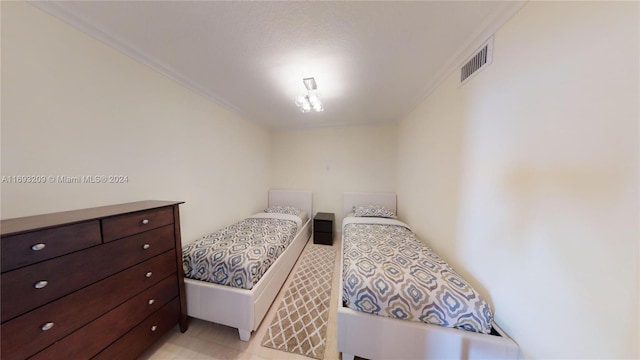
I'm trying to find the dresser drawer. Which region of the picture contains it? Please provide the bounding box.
[94,298,180,360]
[30,278,179,360]
[102,207,174,242]
[1,225,175,322]
[314,219,333,233]
[314,232,333,245]
[314,212,335,233]
[0,220,101,272]
[0,251,177,360]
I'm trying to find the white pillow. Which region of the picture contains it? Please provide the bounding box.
[353,204,396,218]
[264,206,303,216]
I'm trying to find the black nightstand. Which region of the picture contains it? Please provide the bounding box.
[313,212,334,245]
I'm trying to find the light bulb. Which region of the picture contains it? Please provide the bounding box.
[307,91,321,107]
[294,94,307,107]
[294,78,324,113]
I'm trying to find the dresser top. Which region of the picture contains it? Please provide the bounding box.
[314,212,335,221]
[1,200,184,236]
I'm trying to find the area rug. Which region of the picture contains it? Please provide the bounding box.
[261,243,336,359]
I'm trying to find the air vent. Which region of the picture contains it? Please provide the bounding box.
[460,37,493,84]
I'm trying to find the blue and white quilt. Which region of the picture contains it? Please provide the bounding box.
[342,217,493,334]
[183,213,302,290]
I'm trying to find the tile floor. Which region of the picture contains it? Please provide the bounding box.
[140,235,342,360]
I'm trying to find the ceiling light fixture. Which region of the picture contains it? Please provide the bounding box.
[295,77,324,113]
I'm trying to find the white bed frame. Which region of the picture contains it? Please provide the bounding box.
[184,189,312,341]
[338,192,519,359]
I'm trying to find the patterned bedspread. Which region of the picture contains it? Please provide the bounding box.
[183,213,300,290]
[342,217,493,334]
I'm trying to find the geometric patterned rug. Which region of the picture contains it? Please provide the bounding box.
[261,243,337,359]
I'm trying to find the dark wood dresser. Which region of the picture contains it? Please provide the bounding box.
[0,201,188,360]
[313,212,335,245]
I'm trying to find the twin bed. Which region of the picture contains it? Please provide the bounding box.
[182,190,312,341]
[338,192,519,359]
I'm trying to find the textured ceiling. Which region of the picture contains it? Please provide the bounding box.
[32,1,525,129]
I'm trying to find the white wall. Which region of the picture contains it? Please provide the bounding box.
[397,1,639,358]
[0,2,271,243]
[271,124,396,221]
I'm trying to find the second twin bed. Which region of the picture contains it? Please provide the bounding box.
[338,192,519,359]
[182,190,312,341]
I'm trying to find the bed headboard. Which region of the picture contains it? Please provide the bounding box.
[268,189,313,220]
[342,192,397,222]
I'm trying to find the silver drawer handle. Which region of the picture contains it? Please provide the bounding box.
[151,325,158,332]
[31,243,46,251]
[141,219,149,225]
[148,299,155,305]
[145,272,153,278]
[142,243,151,250]
[34,280,48,289]
[41,322,55,331]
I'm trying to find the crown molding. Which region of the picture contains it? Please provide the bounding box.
[403,0,528,120]
[28,1,528,130]
[28,1,243,116]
